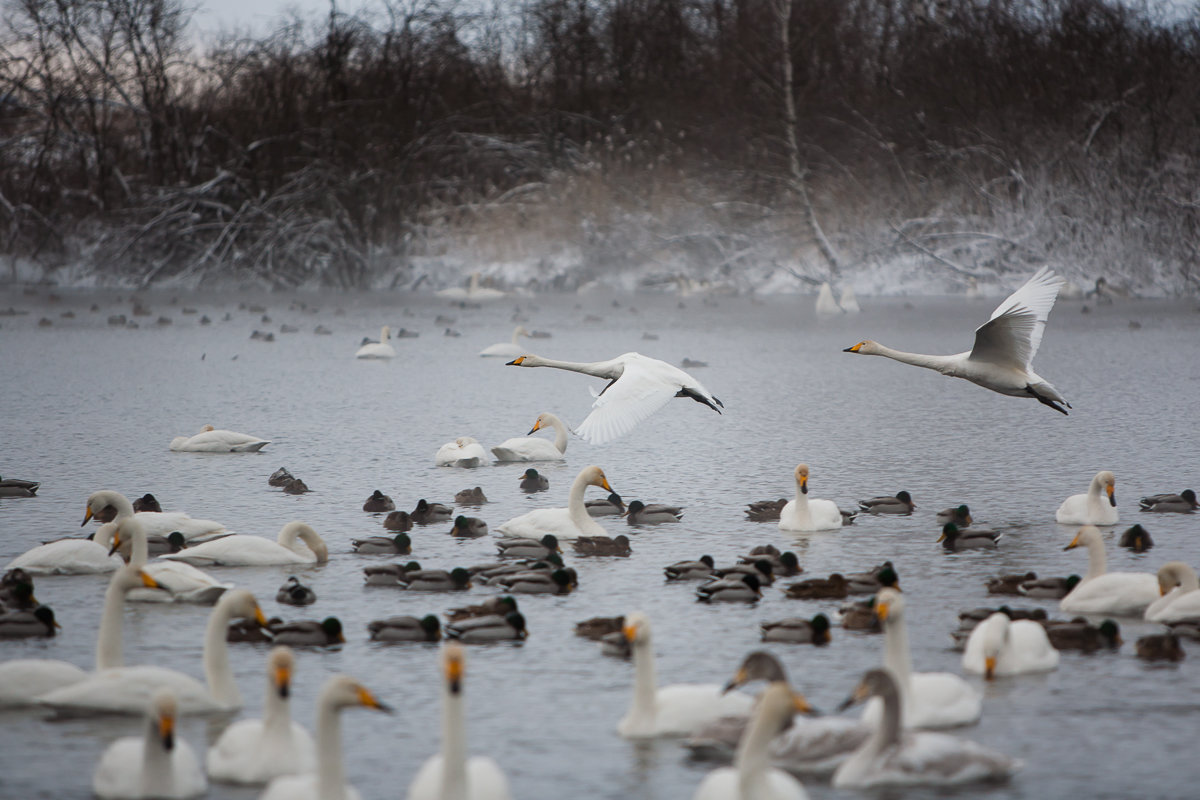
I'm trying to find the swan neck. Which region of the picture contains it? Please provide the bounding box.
[872,344,956,372]
[882,615,913,695]
[263,681,290,740]
[734,698,778,794]
[96,574,128,671]
[203,603,241,706]
[510,327,523,345]
[628,640,658,731]
[141,718,173,796]
[567,474,602,534]
[316,701,347,800]
[1081,535,1107,582]
[522,355,611,379]
[129,523,148,568]
[441,685,469,800]
[550,415,569,453]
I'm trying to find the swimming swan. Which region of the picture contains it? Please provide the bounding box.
[112,516,232,604]
[170,427,269,452]
[435,437,489,468]
[207,646,316,785]
[496,466,614,542]
[406,642,513,800]
[490,412,569,461]
[85,489,225,542]
[160,522,329,567]
[506,352,722,445]
[1145,562,1200,622]
[1056,471,1119,525]
[961,612,1059,678]
[355,326,396,359]
[92,690,207,799]
[844,267,1069,414]
[779,464,848,532]
[479,325,530,358]
[1059,525,1157,616]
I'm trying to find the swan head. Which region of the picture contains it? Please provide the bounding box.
[113,565,159,593]
[794,463,810,494]
[381,325,391,340]
[108,516,148,558]
[623,611,651,647]
[758,682,817,733]
[1093,471,1116,505]
[579,465,613,493]
[442,641,466,694]
[838,668,898,712]
[320,675,391,713]
[83,490,134,526]
[280,521,329,562]
[1156,562,1198,595]
[218,589,268,627]
[724,651,788,693]
[514,325,530,338]
[505,354,544,367]
[201,424,215,432]
[1064,525,1103,551]
[843,339,880,354]
[978,613,1014,679]
[528,412,559,435]
[875,587,904,624]
[149,690,178,751]
[455,437,478,448]
[268,646,295,698]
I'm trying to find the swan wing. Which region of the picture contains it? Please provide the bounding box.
[39,665,218,715]
[6,539,122,575]
[467,757,513,800]
[160,536,303,566]
[575,358,678,445]
[969,267,1063,369]
[0,660,88,707]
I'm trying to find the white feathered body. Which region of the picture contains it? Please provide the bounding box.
[92,736,207,799]
[170,430,269,453]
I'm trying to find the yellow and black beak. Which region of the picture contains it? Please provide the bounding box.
[275,664,291,699]
[722,666,748,694]
[108,531,122,557]
[800,475,808,495]
[159,712,175,751]
[445,653,464,695]
[1063,534,1080,552]
[81,507,94,527]
[837,680,872,711]
[984,656,997,680]
[139,571,159,589]
[876,600,891,622]
[623,622,638,643]
[357,685,392,713]
[793,691,817,716]
[527,419,543,435]
[843,342,864,353]
[600,475,613,492]
[1107,483,1116,507]
[254,605,269,628]
[506,356,526,366]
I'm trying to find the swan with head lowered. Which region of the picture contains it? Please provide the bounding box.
[170,426,269,453]
[85,489,226,542]
[0,564,157,708]
[496,466,615,541]
[355,325,396,359]
[110,516,232,604]
[844,267,1070,413]
[1060,525,1158,615]
[506,352,722,445]
[1145,562,1200,622]
[1056,471,1119,525]
[490,411,569,462]
[479,325,530,358]
[779,464,850,532]
[961,612,1059,678]
[258,675,391,800]
[160,521,328,567]
[37,588,268,715]
[406,642,513,800]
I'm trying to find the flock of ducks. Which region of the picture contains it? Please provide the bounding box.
[2,267,1196,800]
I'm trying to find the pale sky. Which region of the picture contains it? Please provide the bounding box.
[194,0,337,35]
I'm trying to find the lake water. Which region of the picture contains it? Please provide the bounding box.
[1,285,1198,800]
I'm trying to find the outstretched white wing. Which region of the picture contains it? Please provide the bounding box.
[574,358,678,445]
[969,267,1064,370]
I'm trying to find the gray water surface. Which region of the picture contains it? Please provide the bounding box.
[1,287,1198,799]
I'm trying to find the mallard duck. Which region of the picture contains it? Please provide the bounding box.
[625,500,683,524]
[936,504,972,527]
[368,614,442,642]
[1136,632,1184,661]
[399,568,473,591]
[470,556,561,583]
[362,490,395,513]
[1118,524,1153,551]
[494,568,576,594]
[0,568,37,610]
[455,487,488,505]
[665,555,715,581]
[714,559,775,586]
[281,478,309,495]
[986,571,1039,595]
[761,614,832,644]
[697,573,762,602]
[519,468,549,493]
[274,576,316,606]
[573,535,632,557]
[351,533,412,555]
[739,549,802,577]
[1040,618,1121,651]
[745,498,787,522]
[362,561,422,586]
[383,511,413,531]
[132,493,162,513]
[0,605,59,637]
[938,522,1000,550]
[227,617,282,643]
[497,534,560,559]
[586,493,626,516]
[271,617,345,646]
[838,598,881,632]
[785,574,848,599]
[446,596,518,623]
[1018,573,1081,598]
[858,491,915,515]
[1138,489,1197,513]
[1056,470,1119,525]
[0,475,39,497]
[1166,620,1200,641]
[268,468,294,487]
[411,499,453,524]
[574,615,624,640]
[445,611,528,642]
[449,516,489,538]
[845,563,899,594]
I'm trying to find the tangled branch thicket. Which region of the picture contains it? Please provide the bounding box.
[0,0,1197,291]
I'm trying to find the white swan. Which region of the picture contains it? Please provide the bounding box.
[406,642,513,800]
[490,412,568,462]
[1060,525,1158,616]
[816,282,841,315]
[85,489,225,542]
[0,564,155,708]
[839,286,861,313]
[496,465,614,542]
[207,646,316,785]
[257,675,391,800]
[92,690,207,800]
[436,271,506,301]
[1146,562,1200,622]
[961,612,1059,678]
[355,325,396,359]
[38,588,267,715]
[1056,470,1119,525]
[618,611,754,738]
[113,516,232,604]
[479,325,530,358]
[691,682,812,800]
[170,426,269,452]
[507,352,722,445]
[435,437,489,468]
[844,267,1070,414]
[834,669,1019,788]
[5,523,121,574]
[160,521,328,567]
[866,588,982,729]
[778,464,846,532]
